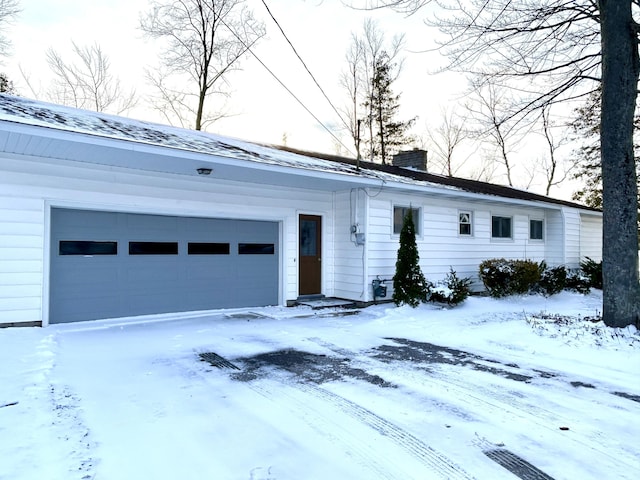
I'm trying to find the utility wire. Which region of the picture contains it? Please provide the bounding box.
[260,0,355,148]
[219,15,355,155]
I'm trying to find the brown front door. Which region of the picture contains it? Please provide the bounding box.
[299,214,321,295]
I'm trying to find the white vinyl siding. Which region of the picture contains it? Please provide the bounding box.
[0,196,45,324]
[333,189,367,301]
[366,194,558,294]
[580,214,603,262]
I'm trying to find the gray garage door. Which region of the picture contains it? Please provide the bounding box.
[50,208,279,324]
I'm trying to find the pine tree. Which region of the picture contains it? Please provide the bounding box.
[571,87,640,209]
[0,73,15,94]
[393,208,428,307]
[363,52,415,164]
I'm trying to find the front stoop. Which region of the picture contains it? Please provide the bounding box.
[294,296,358,310]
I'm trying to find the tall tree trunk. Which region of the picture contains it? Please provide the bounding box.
[599,0,640,327]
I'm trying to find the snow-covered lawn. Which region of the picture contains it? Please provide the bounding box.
[1,291,638,480]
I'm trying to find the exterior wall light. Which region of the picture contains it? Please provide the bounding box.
[197,168,212,175]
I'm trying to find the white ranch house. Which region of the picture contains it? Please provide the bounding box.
[0,95,602,327]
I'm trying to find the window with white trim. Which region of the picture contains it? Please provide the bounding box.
[393,206,420,235]
[530,219,544,240]
[459,211,472,236]
[491,215,512,239]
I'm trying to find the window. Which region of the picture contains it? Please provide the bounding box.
[530,219,544,240]
[459,211,472,236]
[59,240,117,255]
[129,242,178,255]
[393,206,420,235]
[238,243,275,255]
[491,216,512,239]
[188,242,230,255]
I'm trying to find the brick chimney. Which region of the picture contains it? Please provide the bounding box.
[392,149,428,171]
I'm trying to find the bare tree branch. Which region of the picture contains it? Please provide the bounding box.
[140,0,265,130]
[46,41,137,114]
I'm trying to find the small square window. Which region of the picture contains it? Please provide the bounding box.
[459,212,472,236]
[492,216,512,239]
[393,206,420,235]
[530,219,544,240]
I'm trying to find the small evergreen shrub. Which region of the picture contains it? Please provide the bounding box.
[565,270,591,294]
[580,257,603,289]
[510,259,543,294]
[429,268,473,305]
[538,264,567,296]
[479,258,542,297]
[479,258,514,297]
[393,208,428,307]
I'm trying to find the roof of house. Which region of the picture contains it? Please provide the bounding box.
[0,94,598,212]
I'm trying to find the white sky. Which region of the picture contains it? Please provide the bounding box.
[2,0,580,198]
[3,1,465,152]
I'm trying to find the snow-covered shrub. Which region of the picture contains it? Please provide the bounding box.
[537,263,567,297]
[580,257,603,289]
[479,258,542,297]
[479,258,513,297]
[565,270,591,294]
[429,268,472,306]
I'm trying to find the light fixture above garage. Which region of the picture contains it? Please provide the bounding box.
[197,167,212,175]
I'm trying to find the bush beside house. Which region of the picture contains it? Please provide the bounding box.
[479,258,603,298]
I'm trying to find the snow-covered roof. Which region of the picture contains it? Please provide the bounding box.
[0,94,597,211]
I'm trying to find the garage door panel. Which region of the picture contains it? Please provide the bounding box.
[50,209,279,323]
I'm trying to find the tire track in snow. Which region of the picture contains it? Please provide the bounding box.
[311,338,639,478]
[248,381,408,480]
[177,356,407,480]
[292,382,476,480]
[390,359,639,474]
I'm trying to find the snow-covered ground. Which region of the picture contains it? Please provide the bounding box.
[1,291,638,480]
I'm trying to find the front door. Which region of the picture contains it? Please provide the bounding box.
[299,214,321,295]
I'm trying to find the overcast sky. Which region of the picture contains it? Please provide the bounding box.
[3,0,466,155]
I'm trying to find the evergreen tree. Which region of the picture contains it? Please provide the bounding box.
[363,52,415,164]
[393,208,428,307]
[571,88,640,210]
[0,72,15,94]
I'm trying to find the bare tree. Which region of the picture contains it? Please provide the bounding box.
[362,0,639,327]
[537,105,574,196]
[140,0,265,130]
[426,108,471,176]
[340,32,366,159]
[46,42,136,114]
[340,19,405,159]
[0,0,19,59]
[466,80,528,187]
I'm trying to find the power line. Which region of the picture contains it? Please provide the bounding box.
[219,14,355,156]
[260,0,354,144]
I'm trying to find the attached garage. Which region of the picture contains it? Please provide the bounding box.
[50,208,279,323]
